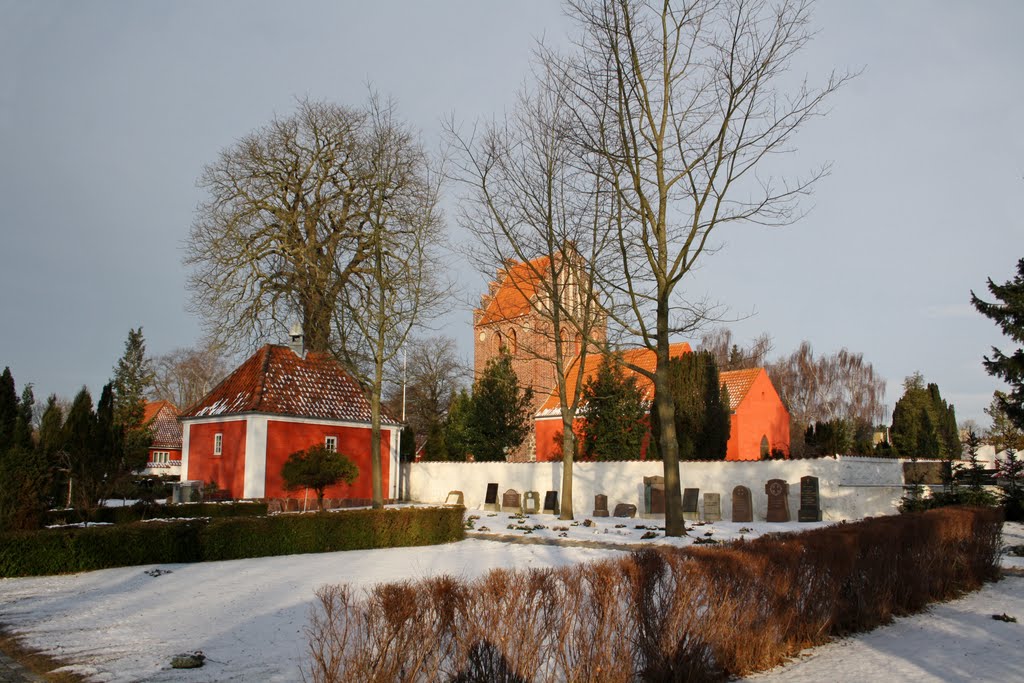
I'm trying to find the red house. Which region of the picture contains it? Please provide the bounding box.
[534,344,790,461]
[179,339,400,501]
[141,400,183,475]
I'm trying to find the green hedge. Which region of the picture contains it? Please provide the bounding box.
[1,506,464,577]
[43,501,269,527]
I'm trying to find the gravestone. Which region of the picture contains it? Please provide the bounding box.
[543,490,560,515]
[593,494,610,517]
[484,483,500,512]
[503,489,522,514]
[731,485,753,523]
[613,503,637,518]
[445,490,464,506]
[702,493,722,521]
[643,475,665,515]
[798,476,822,522]
[523,490,540,515]
[682,488,700,521]
[765,479,790,522]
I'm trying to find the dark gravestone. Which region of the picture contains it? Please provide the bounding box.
[445,490,464,506]
[703,493,722,522]
[643,475,665,514]
[543,490,560,515]
[765,479,790,522]
[503,489,522,514]
[650,486,666,515]
[682,488,700,521]
[798,476,822,522]
[613,503,637,518]
[731,485,753,523]
[593,494,610,517]
[484,483,500,512]
[523,490,540,515]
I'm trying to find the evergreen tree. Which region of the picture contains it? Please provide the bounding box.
[12,384,35,451]
[62,387,97,510]
[466,352,533,461]
[972,258,1024,430]
[0,367,17,452]
[997,448,1024,520]
[0,445,51,530]
[37,395,65,457]
[986,391,1024,454]
[890,373,958,458]
[111,328,155,471]
[441,389,472,461]
[281,444,359,511]
[650,351,730,460]
[399,425,417,462]
[580,354,647,461]
[959,428,996,506]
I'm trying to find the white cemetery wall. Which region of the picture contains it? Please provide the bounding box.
[406,456,909,520]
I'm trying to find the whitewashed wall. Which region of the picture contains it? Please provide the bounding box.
[404,456,907,522]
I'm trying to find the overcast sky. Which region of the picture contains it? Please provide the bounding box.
[1,0,1022,425]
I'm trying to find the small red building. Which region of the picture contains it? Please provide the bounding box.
[141,400,183,475]
[179,340,400,501]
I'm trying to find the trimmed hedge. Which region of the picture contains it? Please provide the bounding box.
[43,501,269,527]
[306,506,1004,682]
[1,506,464,577]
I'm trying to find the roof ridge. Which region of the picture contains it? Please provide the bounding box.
[252,345,273,411]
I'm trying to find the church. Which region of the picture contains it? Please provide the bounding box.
[474,253,790,462]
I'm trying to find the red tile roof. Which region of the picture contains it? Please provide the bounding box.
[719,368,763,411]
[538,342,693,413]
[477,256,551,326]
[144,400,183,449]
[180,345,398,425]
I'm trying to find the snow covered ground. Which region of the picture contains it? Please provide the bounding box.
[0,515,1020,682]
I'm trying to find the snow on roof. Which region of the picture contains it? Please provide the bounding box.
[180,345,398,425]
[143,400,182,449]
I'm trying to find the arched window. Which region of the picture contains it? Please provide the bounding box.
[575,333,583,357]
[508,328,518,355]
[760,435,770,458]
[496,331,504,352]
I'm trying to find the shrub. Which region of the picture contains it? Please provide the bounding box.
[305,506,1003,682]
[0,506,464,577]
[42,500,269,527]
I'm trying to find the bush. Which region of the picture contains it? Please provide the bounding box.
[305,506,1003,682]
[42,500,269,527]
[1,506,464,577]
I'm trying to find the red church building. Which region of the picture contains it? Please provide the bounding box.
[179,336,400,502]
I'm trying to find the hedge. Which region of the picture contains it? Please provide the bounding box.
[305,506,1004,682]
[42,501,269,527]
[1,506,464,577]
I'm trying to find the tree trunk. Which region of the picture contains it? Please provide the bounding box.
[370,361,385,509]
[656,305,685,537]
[559,418,575,520]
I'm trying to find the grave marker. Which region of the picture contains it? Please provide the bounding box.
[702,493,722,521]
[445,490,464,506]
[731,485,753,523]
[523,491,540,515]
[593,494,610,517]
[765,479,790,522]
[613,503,637,518]
[682,488,700,521]
[484,483,500,512]
[798,476,822,522]
[643,475,665,515]
[543,490,560,515]
[502,489,522,514]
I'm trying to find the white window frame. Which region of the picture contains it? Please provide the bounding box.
[325,436,337,452]
[214,433,223,456]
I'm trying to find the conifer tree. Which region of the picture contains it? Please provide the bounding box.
[650,351,730,460]
[442,389,472,461]
[0,367,17,453]
[111,327,155,471]
[12,384,35,451]
[972,258,1024,430]
[580,355,647,461]
[891,373,958,458]
[466,352,533,461]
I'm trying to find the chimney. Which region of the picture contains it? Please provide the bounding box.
[288,323,305,357]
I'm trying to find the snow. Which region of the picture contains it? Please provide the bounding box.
[0,516,1021,682]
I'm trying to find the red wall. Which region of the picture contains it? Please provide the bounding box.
[187,420,247,493]
[725,371,791,460]
[264,420,390,500]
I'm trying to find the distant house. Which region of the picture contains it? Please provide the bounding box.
[178,335,401,501]
[534,344,790,461]
[140,400,183,476]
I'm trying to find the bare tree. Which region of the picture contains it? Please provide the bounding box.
[334,96,447,508]
[700,327,773,370]
[185,98,381,355]
[149,341,231,410]
[552,0,850,535]
[449,62,613,519]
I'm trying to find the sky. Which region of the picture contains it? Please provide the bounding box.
[1,0,1022,425]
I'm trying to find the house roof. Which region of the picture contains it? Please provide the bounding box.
[538,342,693,414]
[719,368,763,411]
[144,400,183,450]
[180,345,398,425]
[477,255,551,326]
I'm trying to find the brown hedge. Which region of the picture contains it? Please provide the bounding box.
[307,506,1004,682]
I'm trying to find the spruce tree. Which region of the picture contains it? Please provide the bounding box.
[466,352,533,461]
[63,387,97,510]
[972,258,1024,430]
[650,351,730,460]
[442,389,472,461]
[891,373,959,458]
[111,327,155,471]
[12,384,35,451]
[580,354,646,461]
[0,367,17,453]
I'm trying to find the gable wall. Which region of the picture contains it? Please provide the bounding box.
[186,419,248,494]
[727,371,790,460]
